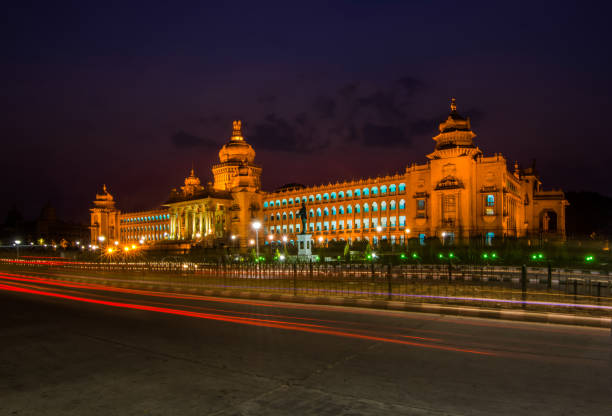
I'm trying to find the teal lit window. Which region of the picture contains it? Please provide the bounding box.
[486,194,495,207]
[399,183,406,192]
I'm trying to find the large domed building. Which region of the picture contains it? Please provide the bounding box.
[90,100,567,249]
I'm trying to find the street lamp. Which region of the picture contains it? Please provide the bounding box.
[98,235,106,251]
[376,225,383,247]
[251,221,261,259]
[282,235,288,252]
[14,240,21,258]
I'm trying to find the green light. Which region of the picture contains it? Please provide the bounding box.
[367,254,372,259]
[438,253,444,259]
[412,253,418,259]
[585,255,594,262]
[400,253,406,259]
[531,254,537,260]
[491,253,497,259]
[482,253,488,259]
[538,253,543,259]
[449,253,454,258]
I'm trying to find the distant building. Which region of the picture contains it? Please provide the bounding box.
[1,203,89,245]
[90,99,567,248]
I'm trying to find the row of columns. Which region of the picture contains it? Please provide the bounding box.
[169,205,217,240]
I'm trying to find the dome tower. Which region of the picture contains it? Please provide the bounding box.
[212,121,261,192]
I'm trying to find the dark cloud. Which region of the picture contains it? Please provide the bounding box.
[171,130,218,149]
[395,76,424,96]
[362,123,410,147]
[356,90,405,120]
[248,113,330,153]
[338,82,359,99]
[257,95,277,105]
[312,95,336,118]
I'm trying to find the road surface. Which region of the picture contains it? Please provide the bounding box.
[0,270,610,415]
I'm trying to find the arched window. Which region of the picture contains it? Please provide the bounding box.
[347,205,353,214]
[309,195,314,202]
[346,190,353,198]
[399,199,406,209]
[389,184,397,193]
[371,186,378,195]
[295,197,300,204]
[276,213,281,220]
[309,209,314,218]
[364,203,369,213]
[317,208,322,217]
[372,202,378,212]
[363,188,369,196]
[339,206,344,214]
[289,212,294,219]
[282,212,287,220]
[288,199,293,205]
[355,189,361,197]
[399,183,406,192]
[338,191,344,199]
[355,204,361,213]
[331,192,337,199]
[390,200,396,210]
[380,185,387,194]
[323,207,329,216]
[381,201,387,211]
[282,199,287,206]
[331,206,336,215]
[323,193,329,201]
[316,194,322,201]
[276,200,281,207]
[270,215,274,221]
[302,196,307,203]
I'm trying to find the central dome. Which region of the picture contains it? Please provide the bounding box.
[218,120,256,163]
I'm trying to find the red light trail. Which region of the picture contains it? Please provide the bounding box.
[0,281,495,356]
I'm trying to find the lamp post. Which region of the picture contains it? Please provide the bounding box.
[98,235,106,252]
[376,225,383,248]
[282,235,288,253]
[14,240,21,258]
[251,221,261,259]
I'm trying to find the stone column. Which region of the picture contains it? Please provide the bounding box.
[184,209,189,239]
[192,209,196,237]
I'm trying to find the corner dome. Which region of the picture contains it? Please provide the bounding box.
[218,120,256,163]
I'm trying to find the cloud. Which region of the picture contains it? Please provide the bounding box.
[362,123,410,147]
[395,76,424,96]
[170,130,218,149]
[312,95,336,118]
[248,113,330,153]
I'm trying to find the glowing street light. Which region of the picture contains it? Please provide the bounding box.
[251,221,261,259]
[195,232,201,239]
[14,240,21,258]
[376,225,383,232]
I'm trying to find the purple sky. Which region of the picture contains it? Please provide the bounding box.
[2,1,611,223]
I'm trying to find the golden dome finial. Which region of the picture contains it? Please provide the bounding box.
[450,97,457,112]
[231,120,243,141]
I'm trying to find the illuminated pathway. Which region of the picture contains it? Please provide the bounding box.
[0,270,610,415]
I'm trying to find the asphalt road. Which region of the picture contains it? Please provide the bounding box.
[0,270,611,415]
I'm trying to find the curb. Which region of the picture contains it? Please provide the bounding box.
[61,277,612,328]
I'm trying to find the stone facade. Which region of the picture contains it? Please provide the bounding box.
[90,99,567,249]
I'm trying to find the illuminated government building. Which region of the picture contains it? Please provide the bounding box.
[90,99,567,249]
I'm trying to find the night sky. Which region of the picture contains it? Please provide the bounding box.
[2,1,611,224]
